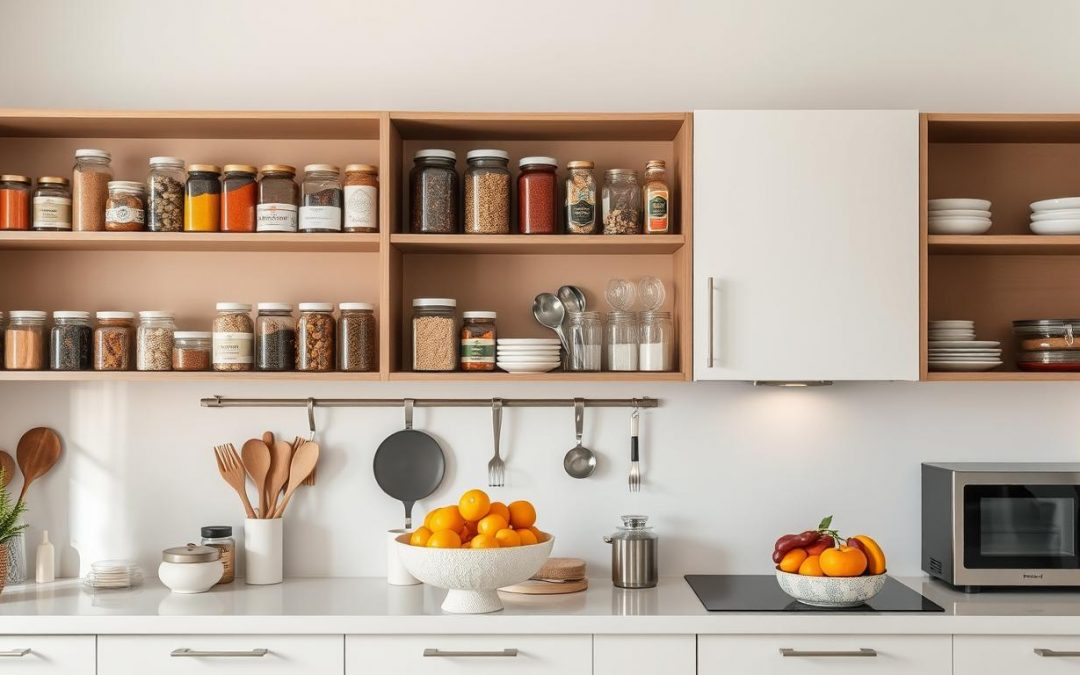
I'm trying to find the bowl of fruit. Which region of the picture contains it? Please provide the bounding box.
[772,516,888,608]
[396,489,554,614]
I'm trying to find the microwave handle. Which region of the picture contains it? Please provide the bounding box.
[1035,648,1080,657]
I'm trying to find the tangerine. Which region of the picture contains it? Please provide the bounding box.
[458,489,491,522]
[429,507,466,533]
[778,548,808,574]
[494,528,522,547]
[477,513,509,536]
[470,533,500,549]
[819,546,868,577]
[409,527,432,547]
[798,554,824,576]
[517,529,538,546]
[488,502,511,523]
[508,500,536,529]
[426,529,462,548]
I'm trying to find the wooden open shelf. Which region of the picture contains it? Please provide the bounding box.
[928,235,1080,255]
[925,371,1080,382]
[0,371,381,382]
[0,231,380,252]
[390,233,684,255]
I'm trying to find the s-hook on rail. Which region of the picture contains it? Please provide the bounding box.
[200,396,659,409]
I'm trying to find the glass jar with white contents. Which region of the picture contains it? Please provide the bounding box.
[567,311,602,372]
[605,311,638,371]
[639,310,674,371]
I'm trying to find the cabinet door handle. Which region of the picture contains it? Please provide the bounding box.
[0,649,30,657]
[171,648,269,658]
[707,276,718,367]
[1035,648,1080,657]
[780,648,877,658]
[423,648,518,658]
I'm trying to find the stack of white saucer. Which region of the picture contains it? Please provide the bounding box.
[928,199,992,234]
[496,338,562,373]
[928,320,1002,371]
[1030,197,1080,235]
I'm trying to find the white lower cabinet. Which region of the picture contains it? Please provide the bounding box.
[346,635,590,674]
[698,635,951,674]
[594,635,695,675]
[97,635,343,674]
[0,636,94,674]
[955,635,1080,673]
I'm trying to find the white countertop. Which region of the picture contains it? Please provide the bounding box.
[2,576,1080,635]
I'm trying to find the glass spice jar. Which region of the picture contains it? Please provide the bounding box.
[255,302,295,372]
[639,310,674,371]
[567,311,602,372]
[464,150,511,234]
[172,331,211,371]
[212,303,253,372]
[343,164,379,233]
[606,310,639,372]
[94,311,135,371]
[412,298,457,371]
[32,177,71,231]
[221,164,258,233]
[643,160,671,234]
[0,311,5,369]
[200,526,235,585]
[146,157,185,232]
[460,311,497,371]
[5,311,47,370]
[565,161,597,234]
[50,311,92,371]
[72,148,112,232]
[300,164,342,233]
[296,303,335,371]
[185,164,222,232]
[602,169,642,235]
[104,181,146,231]
[518,156,558,234]
[409,149,458,234]
[256,165,299,233]
[0,175,31,230]
[136,311,175,371]
[337,302,376,372]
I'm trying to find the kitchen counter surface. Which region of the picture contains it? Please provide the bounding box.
[1,576,1080,635]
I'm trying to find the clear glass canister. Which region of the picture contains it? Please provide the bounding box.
[464,150,510,234]
[94,311,135,371]
[255,303,295,372]
[0,175,31,230]
[639,310,674,371]
[343,164,378,233]
[606,311,638,371]
[50,311,92,371]
[338,302,376,372]
[409,150,458,234]
[136,311,175,371]
[146,156,185,232]
[185,164,222,232]
[221,164,258,233]
[256,165,299,233]
[72,148,112,232]
[296,303,335,371]
[300,164,342,233]
[172,331,211,371]
[518,156,558,234]
[460,310,496,371]
[643,159,670,234]
[602,169,642,235]
[565,160,597,234]
[567,311,602,371]
[105,181,146,232]
[412,298,457,371]
[200,526,235,585]
[32,176,71,231]
[5,311,47,370]
[212,303,253,372]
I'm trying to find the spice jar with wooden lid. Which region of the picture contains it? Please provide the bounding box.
[343,164,378,233]
[460,311,497,371]
[105,181,146,232]
[0,175,31,230]
[72,149,112,232]
[5,311,46,370]
[297,303,335,371]
[32,177,71,231]
[185,165,222,232]
[256,165,299,233]
[221,164,257,233]
[94,311,135,371]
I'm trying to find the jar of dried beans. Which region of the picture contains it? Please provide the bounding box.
[464,150,510,234]
[5,311,47,370]
[412,298,457,371]
[296,303,335,371]
[602,169,642,234]
[172,331,211,371]
[137,311,175,371]
[105,181,146,232]
[212,303,253,372]
[94,311,135,371]
[147,157,185,232]
[565,161,597,234]
[185,165,222,232]
[337,302,376,372]
[72,149,112,232]
[518,157,558,234]
[343,164,378,233]
[50,311,92,371]
[300,165,342,233]
[255,302,295,371]
[257,165,299,233]
[221,164,258,233]
[409,150,458,234]
[0,175,31,230]
[33,177,72,231]
[460,311,496,371]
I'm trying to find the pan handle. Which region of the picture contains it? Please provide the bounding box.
[404,399,414,430]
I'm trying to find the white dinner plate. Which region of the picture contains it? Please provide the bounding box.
[928,340,1000,349]
[1031,197,1080,211]
[929,198,992,211]
[1031,208,1080,221]
[927,219,993,235]
[497,362,560,373]
[1030,220,1080,235]
[929,350,1002,355]
[928,215,991,225]
[929,209,991,218]
[929,356,1003,361]
[928,331,976,338]
[497,338,561,345]
[496,356,562,364]
[928,361,1003,371]
[929,320,974,328]
[497,348,562,354]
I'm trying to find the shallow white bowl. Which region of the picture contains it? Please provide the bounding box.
[498,362,561,373]
[1031,196,1080,211]
[1031,220,1080,235]
[928,320,974,329]
[1031,208,1080,221]
[929,209,991,218]
[775,569,887,608]
[928,198,991,211]
[927,219,992,235]
[497,339,561,345]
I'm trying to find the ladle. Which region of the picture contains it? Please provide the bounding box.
[563,398,596,479]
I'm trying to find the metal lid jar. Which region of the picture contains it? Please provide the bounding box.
[412,298,457,371]
[50,310,92,371]
[32,176,71,231]
[603,515,658,589]
[602,169,642,235]
[185,164,222,232]
[565,160,597,234]
[221,164,258,233]
[257,165,299,233]
[72,148,112,232]
[518,156,558,234]
[255,303,295,372]
[158,544,224,594]
[343,164,379,233]
[147,157,185,232]
[5,310,47,370]
[409,149,458,233]
[0,175,31,230]
[296,302,335,371]
[464,150,510,234]
[299,164,342,233]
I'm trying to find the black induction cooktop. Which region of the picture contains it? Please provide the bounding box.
[684,575,944,613]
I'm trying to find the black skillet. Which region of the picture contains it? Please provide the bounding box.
[373,399,446,530]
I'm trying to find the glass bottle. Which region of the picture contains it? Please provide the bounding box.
[460,311,497,371]
[212,303,253,372]
[256,165,299,232]
[5,311,47,370]
[200,526,235,585]
[567,311,602,371]
[50,311,92,371]
[409,150,458,233]
[338,303,376,372]
[94,311,135,371]
[255,303,295,372]
[136,311,175,371]
[105,181,146,231]
[565,161,597,234]
[343,164,379,233]
[72,149,112,232]
[639,310,674,371]
[296,303,335,371]
[464,150,510,234]
[643,160,671,234]
[299,164,342,233]
[602,169,642,235]
[146,157,185,232]
[518,156,558,234]
[0,175,31,230]
[184,164,222,232]
[412,298,457,371]
[221,164,258,232]
[32,177,71,231]
[606,311,638,371]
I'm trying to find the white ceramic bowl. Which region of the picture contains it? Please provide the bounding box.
[394,533,555,613]
[1031,208,1080,221]
[775,569,887,608]
[158,560,224,594]
[928,198,991,211]
[929,209,991,218]
[1030,219,1080,235]
[927,219,992,235]
[497,362,560,373]
[1031,196,1080,211]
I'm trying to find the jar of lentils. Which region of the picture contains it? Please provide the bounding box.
[94,311,135,371]
[50,311,92,371]
[409,150,458,233]
[5,311,47,370]
[343,164,379,233]
[255,302,295,371]
[212,303,253,372]
[32,177,72,231]
[172,331,211,371]
[221,164,258,232]
[146,157,185,232]
[256,165,299,232]
[460,311,497,371]
[518,157,558,234]
[136,311,175,371]
[299,165,342,233]
[412,298,457,371]
[72,149,112,232]
[464,150,510,234]
[337,302,376,372]
[296,303,335,371]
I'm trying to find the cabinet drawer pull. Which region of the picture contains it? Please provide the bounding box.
[707,277,717,367]
[780,648,877,658]
[423,648,518,658]
[1035,648,1080,657]
[0,649,29,657]
[171,648,269,658]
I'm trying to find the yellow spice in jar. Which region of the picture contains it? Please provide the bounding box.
[185,192,220,232]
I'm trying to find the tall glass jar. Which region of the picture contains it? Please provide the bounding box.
[639,310,674,371]
[299,164,342,233]
[565,161,597,234]
[5,311,46,370]
[50,311,92,371]
[94,311,135,371]
[33,177,72,231]
[212,303,253,372]
[105,181,146,231]
[460,311,497,371]
[602,169,642,235]
[567,311,602,371]
[343,164,379,233]
[338,302,376,372]
[255,303,295,371]
[72,149,112,232]
[185,164,221,232]
[0,311,5,368]
[0,175,31,230]
[464,150,510,234]
[643,160,671,234]
[409,150,458,234]
[256,165,299,233]
[412,298,457,371]
[221,164,258,233]
[136,311,175,371]
[518,156,558,234]
[296,303,335,371]
[146,156,185,232]
[606,311,638,371]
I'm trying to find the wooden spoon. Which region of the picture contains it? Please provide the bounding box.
[265,440,293,516]
[0,451,16,488]
[272,441,319,518]
[241,438,272,518]
[261,431,276,515]
[16,428,61,504]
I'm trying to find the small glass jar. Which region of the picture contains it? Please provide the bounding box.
[146,157,185,232]
[172,331,211,371]
[518,156,558,234]
[32,177,71,231]
[105,181,146,231]
[460,311,497,371]
[639,310,674,371]
[565,161,597,234]
[464,150,511,234]
[412,298,457,371]
[255,303,295,372]
[602,169,642,235]
[256,165,299,233]
[5,311,46,370]
[0,311,5,368]
[643,160,671,234]
[0,175,31,230]
[50,311,92,371]
[221,164,258,233]
[185,164,222,232]
[606,311,639,372]
[338,302,376,372]
[567,311,602,372]
[94,311,135,371]
[212,303,253,372]
[296,303,335,371]
[200,526,235,585]
[343,164,379,233]
[409,150,458,234]
[136,311,175,371]
[300,164,342,233]
[72,149,112,232]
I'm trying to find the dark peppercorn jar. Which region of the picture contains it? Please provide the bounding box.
[255,303,295,371]
[517,156,558,234]
[409,149,458,233]
[50,311,92,371]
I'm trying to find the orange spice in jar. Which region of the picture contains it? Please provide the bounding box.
[0,175,31,230]
[460,311,496,371]
[343,164,378,233]
[221,165,257,232]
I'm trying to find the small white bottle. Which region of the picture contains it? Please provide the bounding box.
[35,531,55,583]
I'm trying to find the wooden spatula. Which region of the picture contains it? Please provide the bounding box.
[265,440,293,516]
[272,441,319,518]
[241,438,271,518]
[16,427,61,504]
[0,451,16,488]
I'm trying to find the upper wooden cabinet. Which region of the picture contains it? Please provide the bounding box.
[692,110,920,381]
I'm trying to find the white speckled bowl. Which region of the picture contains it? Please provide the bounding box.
[395,533,555,613]
[775,569,887,608]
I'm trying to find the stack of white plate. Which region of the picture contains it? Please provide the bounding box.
[928,320,1002,371]
[1029,197,1080,235]
[83,560,143,589]
[496,338,562,373]
[928,199,992,234]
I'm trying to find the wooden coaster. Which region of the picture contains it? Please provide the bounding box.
[534,557,586,581]
[501,578,588,595]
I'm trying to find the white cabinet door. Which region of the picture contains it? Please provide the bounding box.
[98,635,343,675]
[956,635,1080,673]
[347,635,590,675]
[699,635,950,675]
[0,636,94,674]
[594,635,694,675]
[693,109,919,381]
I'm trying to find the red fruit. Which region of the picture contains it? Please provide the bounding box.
[846,537,866,554]
[806,534,835,556]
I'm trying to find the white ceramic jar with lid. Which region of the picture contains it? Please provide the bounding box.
[158,543,223,594]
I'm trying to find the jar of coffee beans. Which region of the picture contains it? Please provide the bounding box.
[136,311,175,371]
[299,165,342,233]
[94,311,135,371]
[212,303,253,372]
[255,302,295,371]
[105,181,146,232]
[464,150,510,234]
[337,302,376,372]
[172,331,211,371]
[409,150,458,234]
[147,157,185,232]
[297,303,335,371]
[50,311,92,371]
[412,298,457,371]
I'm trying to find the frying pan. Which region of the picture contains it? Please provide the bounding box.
[373,399,446,530]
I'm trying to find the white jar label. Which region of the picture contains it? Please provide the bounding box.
[105,205,144,224]
[256,203,298,232]
[344,185,377,230]
[32,196,72,229]
[299,205,342,232]
[213,332,253,364]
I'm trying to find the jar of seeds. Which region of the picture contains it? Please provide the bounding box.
[50,311,92,371]
[299,165,342,233]
[172,331,211,371]
[409,150,458,233]
[337,302,376,372]
[136,311,175,371]
[343,164,378,233]
[94,311,135,371]
[296,303,335,371]
[602,169,642,234]
[212,303,253,372]
[565,161,597,234]
[105,181,146,232]
[412,298,457,371]
[72,149,112,232]
[255,302,295,371]
[32,177,72,231]
[146,157,185,232]
[256,165,299,233]
[5,311,47,370]
[464,150,510,234]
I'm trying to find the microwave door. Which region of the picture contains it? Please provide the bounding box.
[964,484,1080,572]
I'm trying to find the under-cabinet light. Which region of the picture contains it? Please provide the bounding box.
[752,381,833,388]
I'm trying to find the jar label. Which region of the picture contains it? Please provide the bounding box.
[568,199,595,227]
[32,196,72,229]
[460,338,495,363]
[344,185,377,230]
[256,203,298,232]
[647,193,669,232]
[299,205,342,232]
[105,205,144,225]
[213,332,253,364]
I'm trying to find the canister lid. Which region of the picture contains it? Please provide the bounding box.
[620,515,649,529]
[256,302,292,312]
[201,526,233,539]
[344,164,378,173]
[519,156,557,167]
[339,302,374,311]
[413,298,456,307]
[606,168,639,178]
[463,311,497,319]
[303,164,339,174]
[75,148,110,160]
[53,311,90,319]
[259,164,296,175]
[299,302,333,312]
[0,175,30,184]
[223,164,258,174]
[414,149,456,161]
[95,311,135,320]
[567,160,594,169]
[466,149,510,161]
[162,543,221,564]
[107,180,146,193]
[138,310,173,319]
[37,176,69,186]
[174,331,211,339]
[9,310,46,319]
[215,302,251,312]
[149,156,184,168]
[646,159,667,169]
[188,164,221,174]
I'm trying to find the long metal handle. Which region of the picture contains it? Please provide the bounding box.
[707,276,716,367]
[0,649,29,657]
[203,396,659,409]
[573,398,584,444]
[780,648,877,658]
[171,648,269,658]
[492,398,502,457]
[424,648,518,658]
[1035,648,1080,657]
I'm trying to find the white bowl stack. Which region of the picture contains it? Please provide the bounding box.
[928,320,1002,371]
[496,338,562,373]
[928,199,992,234]
[1029,197,1080,235]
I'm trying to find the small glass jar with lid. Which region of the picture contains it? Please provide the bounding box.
[412,298,457,371]
[338,302,376,372]
[606,311,638,371]
[200,526,235,585]
[0,175,31,230]
[460,311,497,371]
[50,311,92,371]
[72,148,112,232]
[255,303,295,372]
[146,157,185,232]
[565,160,597,234]
[221,164,258,233]
[94,311,135,371]
[639,310,674,371]
[602,169,642,235]
[567,311,602,371]
[299,164,342,233]
[172,331,211,371]
[136,311,175,371]
[464,150,510,234]
[5,311,47,370]
[296,303,335,371]
[0,311,5,368]
[409,149,459,234]
[643,159,670,234]
[518,156,558,234]
[105,181,146,231]
[185,164,222,232]
[256,165,299,232]
[32,177,71,231]
[212,303,253,372]
[343,164,379,233]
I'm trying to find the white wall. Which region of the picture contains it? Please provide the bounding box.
[3,0,1080,580]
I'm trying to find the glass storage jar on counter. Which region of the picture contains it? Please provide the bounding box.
[296,303,335,371]
[299,164,342,233]
[0,175,31,230]
[146,157,185,232]
[460,311,496,371]
[565,161,597,234]
[464,150,510,234]
[72,148,112,232]
[256,165,299,233]
[50,311,92,371]
[518,156,558,234]
[409,150,458,234]
[32,177,71,231]
[338,302,376,372]
[136,311,175,371]
[412,298,457,371]
[221,164,257,233]
[606,311,638,371]
[200,526,235,585]
[94,311,135,371]
[185,164,222,232]
[643,160,670,234]
[255,303,295,371]
[343,164,378,233]
[105,181,146,232]
[172,331,211,371]
[639,310,674,371]
[212,303,253,372]
[602,169,642,235]
[567,311,602,372]
[5,311,47,370]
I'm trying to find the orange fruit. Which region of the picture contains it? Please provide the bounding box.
[526,526,544,541]
[461,521,476,541]
[494,528,522,547]
[409,527,432,547]
[798,554,824,576]
[470,533,500,549]
[778,548,808,573]
[518,529,538,546]
[458,489,491,522]
[429,507,466,533]
[477,513,509,536]
[423,509,438,530]
[852,535,887,575]
[819,546,868,577]
[488,502,510,523]
[426,529,462,548]
[508,500,536,529]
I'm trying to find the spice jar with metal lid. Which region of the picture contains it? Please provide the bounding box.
[185,164,221,232]
[136,311,175,371]
[221,164,258,233]
[212,302,253,372]
[72,149,112,231]
[602,169,642,234]
[300,164,342,233]
[464,150,511,234]
[343,164,379,233]
[338,302,376,372]
[257,165,299,232]
[158,544,224,594]
[643,159,671,234]
[5,311,46,370]
[410,149,459,233]
[172,331,211,371]
[255,303,295,371]
[50,311,92,371]
[413,298,457,371]
[565,161,597,234]
[146,157,185,232]
[32,177,71,231]
[105,181,146,231]
[460,311,497,371]
[296,303,335,371]
[518,156,558,234]
[94,311,135,371]
[0,175,31,230]
[200,526,235,585]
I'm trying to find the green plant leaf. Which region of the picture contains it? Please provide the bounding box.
[0,467,27,545]
[818,515,833,531]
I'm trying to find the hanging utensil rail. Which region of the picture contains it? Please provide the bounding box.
[201,396,658,409]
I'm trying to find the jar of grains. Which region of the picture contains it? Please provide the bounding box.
[146,157,185,232]
[518,157,558,234]
[72,149,112,232]
[94,311,135,371]
[409,149,458,234]
[602,169,642,235]
[0,175,31,230]
[639,310,674,371]
[460,311,497,371]
[50,311,92,371]
[565,161,597,234]
[464,150,511,234]
[212,303,253,372]
[5,311,47,370]
[343,164,379,233]
[172,331,211,371]
[255,302,295,371]
[296,303,335,371]
[185,165,222,232]
[221,164,257,232]
[606,310,638,371]
[412,298,457,371]
[256,165,299,233]
[32,177,72,231]
[105,181,146,231]
[299,164,342,233]
[337,302,376,372]
[567,311,602,372]
[136,311,175,371]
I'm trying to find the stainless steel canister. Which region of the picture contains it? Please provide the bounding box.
[603,514,658,588]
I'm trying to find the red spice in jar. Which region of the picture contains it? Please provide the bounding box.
[517,157,557,234]
[0,176,31,230]
[221,165,258,232]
